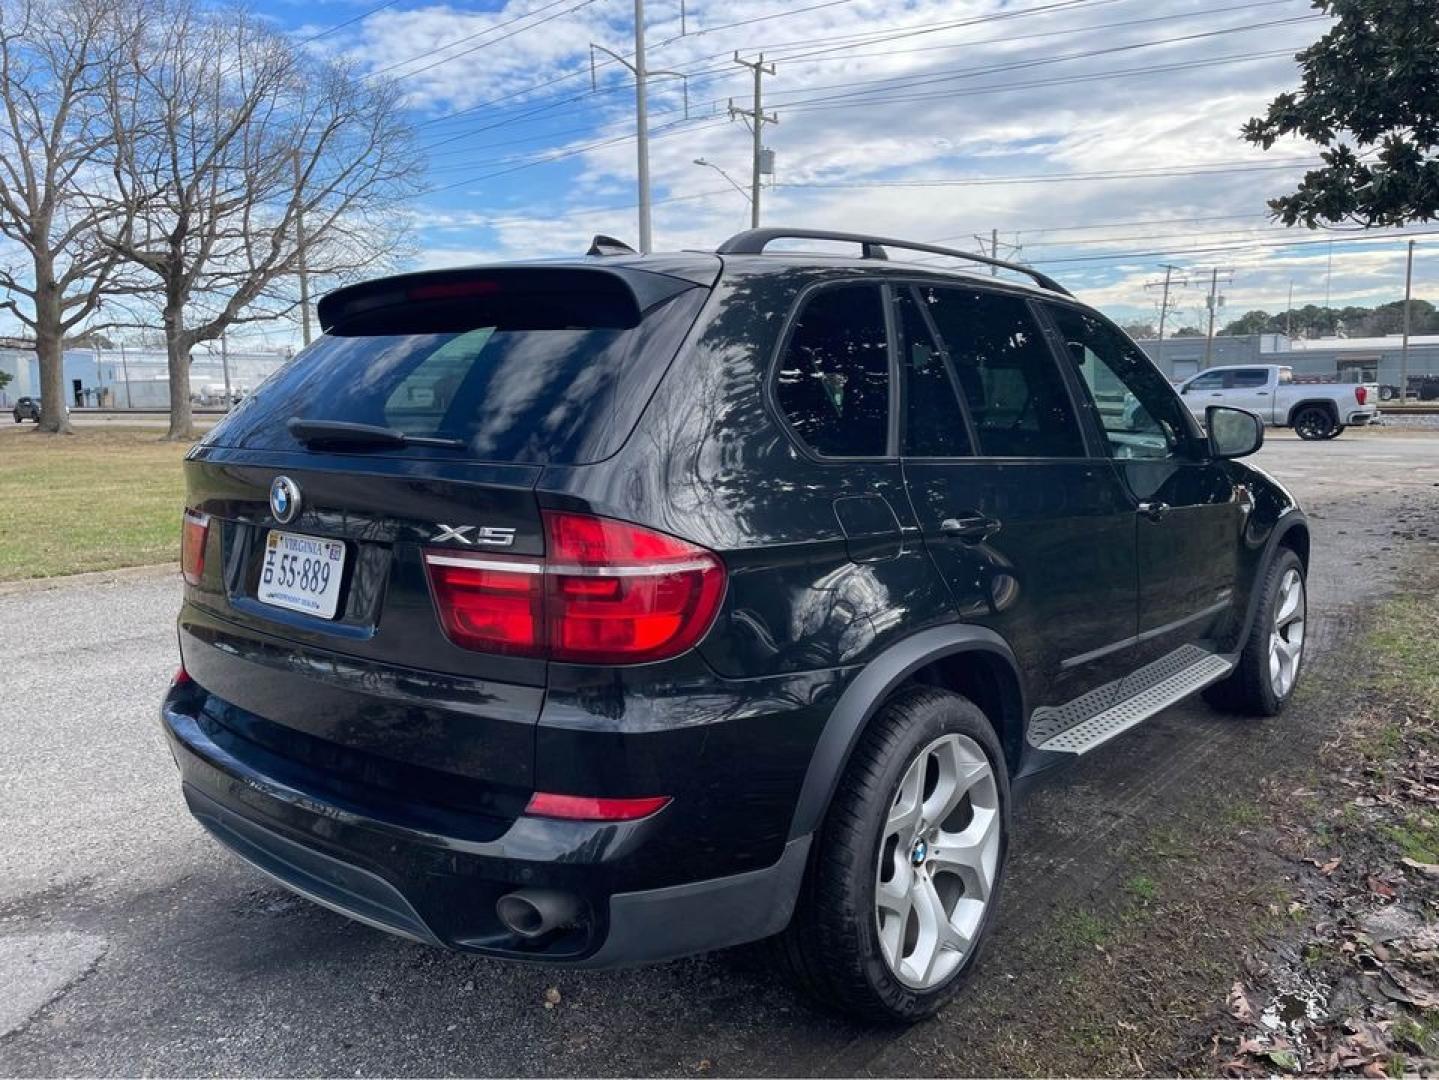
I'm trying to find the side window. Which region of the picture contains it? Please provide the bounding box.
[1231,369,1269,388]
[919,286,1085,458]
[896,286,970,457]
[1047,304,1192,461]
[1277,367,1294,385]
[1186,371,1226,391]
[775,284,890,457]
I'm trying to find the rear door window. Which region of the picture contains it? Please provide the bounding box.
[205,276,706,466]
[1231,368,1270,388]
[917,285,1086,458]
[775,283,891,457]
[895,286,971,457]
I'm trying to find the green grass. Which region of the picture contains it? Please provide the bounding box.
[1054,909,1109,949]
[1125,874,1159,902]
[1369,593,1439,711]
[1383,813,1439,864]
[0,428,188,580]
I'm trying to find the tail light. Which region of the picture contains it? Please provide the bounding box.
[180,509,210,586]
[424,511,725,664]
[1355,386,1368,405]
[524,792,670,821]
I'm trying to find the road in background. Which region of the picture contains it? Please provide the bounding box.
[2,432,1438,1075]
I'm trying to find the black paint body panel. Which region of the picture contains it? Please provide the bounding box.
[163,252,1306,964]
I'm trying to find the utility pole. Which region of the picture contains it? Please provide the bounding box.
[1401,238,1416,403]
[1201,267,1235,369]
[1145,264,1187,372]
[729,53,777,230]
[1286,281,1294,338]
[590,9,687,252]
[118,339,132,409]
[974,230,1022,275]
[293,150,312,346]
[220,334,232,411]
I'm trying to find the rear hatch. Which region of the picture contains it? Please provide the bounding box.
[178,262,714,820]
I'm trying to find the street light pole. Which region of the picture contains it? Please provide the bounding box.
[632,0,651,253]
[1401,239,1416,403]
[590,13,688,254]
[693,158,752,209]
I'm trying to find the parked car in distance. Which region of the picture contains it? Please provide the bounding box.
[1175,364,1377,439]
[161,228,1311,1023]
[12,396,41,422]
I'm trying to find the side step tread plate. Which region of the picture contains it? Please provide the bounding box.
[1032,652,1234,755]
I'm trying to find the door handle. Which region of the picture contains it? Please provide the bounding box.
[1257,391,1269,396]
[1137,501,1170,522]
[940,514,1001,543]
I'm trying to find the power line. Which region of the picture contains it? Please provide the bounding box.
[422,46,1298,176]
[764,0,1300,65]
[389,0,608,81]
[297,0,401,44]
[411,0,1125,141]
[775,160,1318,190]
[762,14,1324,110]
[1027,229,1439,266]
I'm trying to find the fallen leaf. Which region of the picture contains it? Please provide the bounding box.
[1367,875,1397,899]
[543,986,562,1009]
[1265,1047,1299,1072]
[1228,982,1257,1023]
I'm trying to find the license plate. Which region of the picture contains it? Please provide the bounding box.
[258,531,346,619]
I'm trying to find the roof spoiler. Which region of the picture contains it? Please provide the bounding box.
[317,265,696,334]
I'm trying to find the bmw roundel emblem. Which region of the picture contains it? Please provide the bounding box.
[270,476,302,524]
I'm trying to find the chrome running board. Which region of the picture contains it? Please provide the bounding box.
[1029,644,1234,756]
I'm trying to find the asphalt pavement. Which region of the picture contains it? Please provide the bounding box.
[2,431,1438,1076]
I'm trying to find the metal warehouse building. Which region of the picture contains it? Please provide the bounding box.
[0,346,289,409]
[1135,333,1439,390]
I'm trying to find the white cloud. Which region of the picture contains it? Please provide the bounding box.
[312,0,1434,322]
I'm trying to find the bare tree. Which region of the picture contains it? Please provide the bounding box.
[106,0,421,439]
[0,0,139,433]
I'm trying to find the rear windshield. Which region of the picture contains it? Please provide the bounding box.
[204,283,706,465]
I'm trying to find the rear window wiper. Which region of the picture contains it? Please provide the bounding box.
[287,418,469,451]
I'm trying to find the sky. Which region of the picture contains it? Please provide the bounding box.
[263,0,1434,337]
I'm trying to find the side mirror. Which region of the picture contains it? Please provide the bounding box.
[1206,405,1263,459]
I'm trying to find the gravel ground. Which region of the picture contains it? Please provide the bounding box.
[1,431,1438,1076]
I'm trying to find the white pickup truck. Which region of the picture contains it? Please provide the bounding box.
[1175,364,1379,440]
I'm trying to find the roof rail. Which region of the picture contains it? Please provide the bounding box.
[715,227,1071,297]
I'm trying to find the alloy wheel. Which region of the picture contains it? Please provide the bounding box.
[1269,568,1306,698]
[874,733,1000,990]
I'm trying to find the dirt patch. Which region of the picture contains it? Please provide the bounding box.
[1190,576,1439,1078]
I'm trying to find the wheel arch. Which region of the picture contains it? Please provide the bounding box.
[1286,398,1340,425]
[1233,510,1310,656]
[786,625,1025,841]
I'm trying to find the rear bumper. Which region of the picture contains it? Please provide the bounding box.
[161,688,810,966]
[1347,410,1377,426]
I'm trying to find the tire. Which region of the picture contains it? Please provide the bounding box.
[1203,548,1306,717]
[775,686,1010,1022]
[1292,406,1336,440]
[1321,424,1345,441]
[1380,386,1395,402]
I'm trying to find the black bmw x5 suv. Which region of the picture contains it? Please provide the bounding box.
[161,228,1309,1021]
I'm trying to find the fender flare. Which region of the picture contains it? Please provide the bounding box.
[786,624,1023,841]
[1233,509,1310,655]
